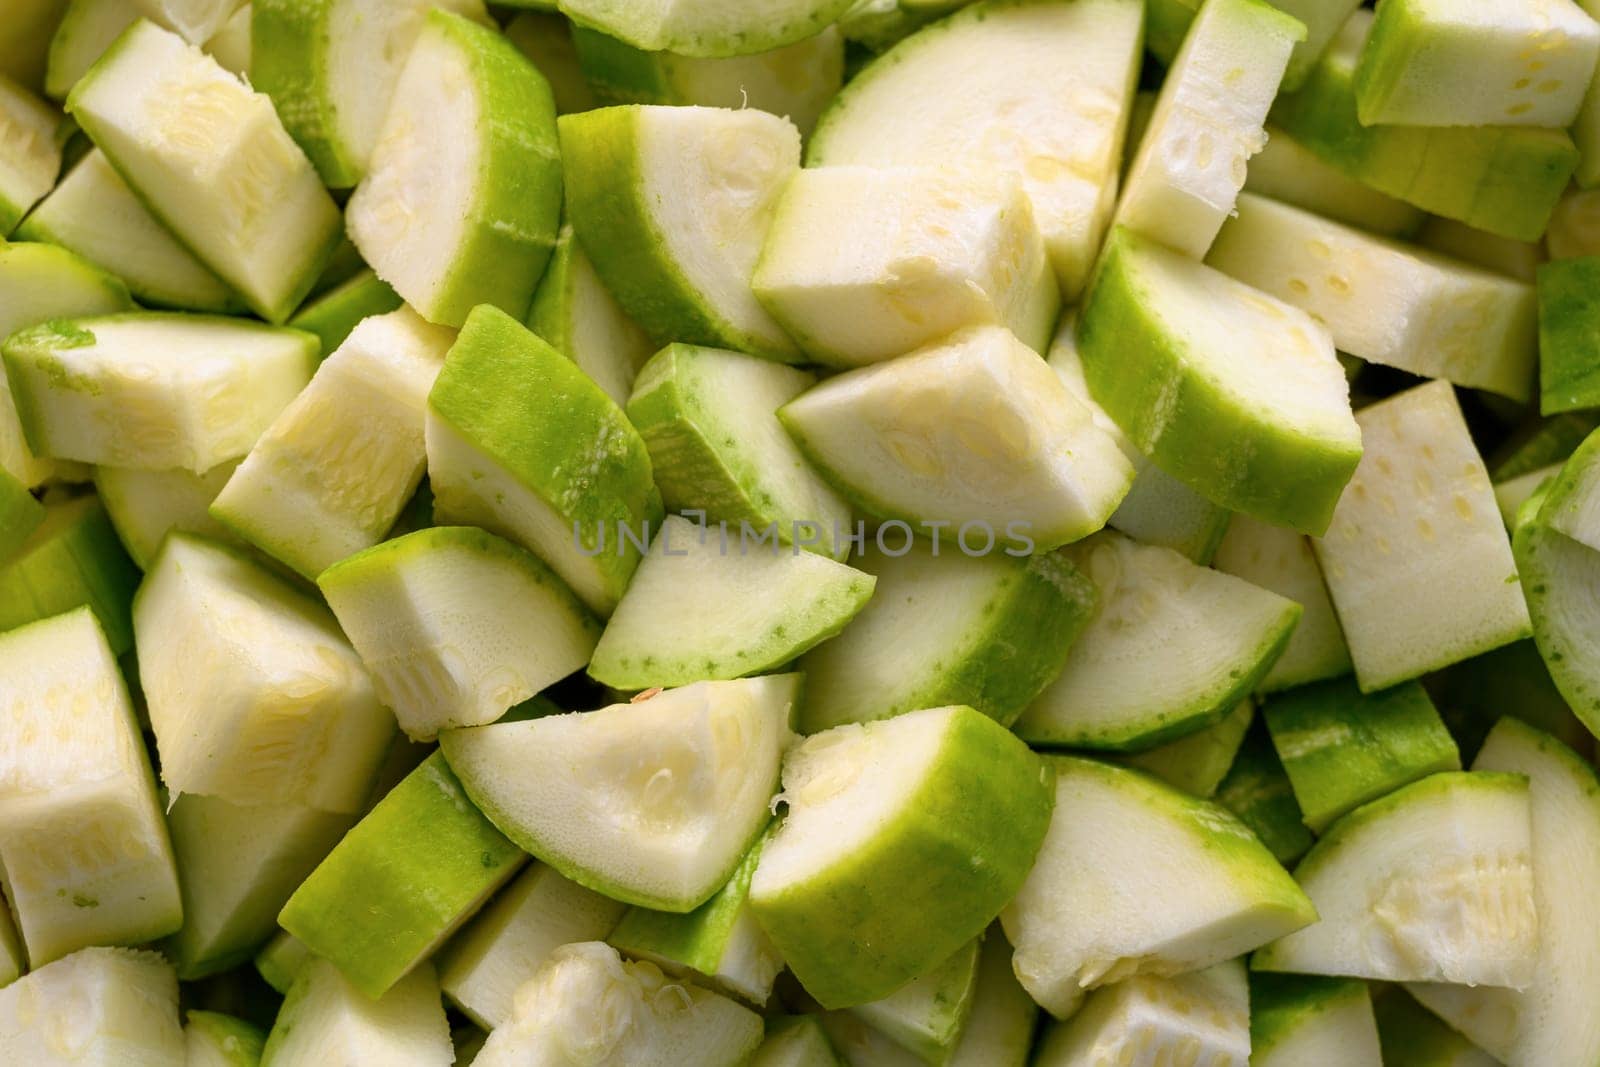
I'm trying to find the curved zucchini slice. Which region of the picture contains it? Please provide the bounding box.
[285,268,402,359]
[1033,962,1249,1067]
[1251,973,1382,1067]
[1254,771,1537,986]
[44,0,137,100]
[94,460,240,568]
[0,75,61,236]
[526,224,654,407]
[185,1011,265,1067]
[260,958,453,1066]
[556,0,852,57]
[0,948,184,1065]
[0,494,139,654]
[347,10,561,326]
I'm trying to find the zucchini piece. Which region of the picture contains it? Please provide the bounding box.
[1145,0,1360,91]
[1263,677,1461,833]
[319,526,600,740]
[285,269,401,359]
[1001,756,1313,1018]
[260,958,452,1067]
[0,494,139,654]
[472,941,762,1067]
[438,862,627,1029]
[1406,719,1600,1067]
[1212,512,1352,693]
[626,344,852,560]
[132,533,393,813]
[251,0,490,188]
[1245,125,1425,237]
[211,307,452,580]
[1374,987,1500,1067]
[94,460,240,568]
[526,224,653,407]
[558,104,801,360]
[1490,410,1600,480]
[202,1,248,75]
[1427,639,1592,764]
[1115,0,1303,259]
[752,1016,843,1067]
[253,932,310,995]
[186,1010,265,1067]
[1124,698,1254,798]
[1354,0,1599,128]
[1418,216,1543,283]
[1215,721,1314,865]
[426,305,661,617]
[845,939,977,1063]
[14,150,241,312]
[946,930,1036,1067]
[810,0,1143,298]
[1254,771,1537,985]
[0,0,71,91]
[67,21,340,322]
[503,12,593,115]
[750,705,1053,1008]
[1250,973,1382,1067]
[1208,193,1539,402]
[816,1013,922,1067]
[779,325,1133,552]
[0,471,41,563]
[752,166,1058,367]
[0,947,183,1066]
[796,541,1097,733]
[555,0,851,57]
[1313,381,1532,691]
[1512,495,1600,734]
[589,514,874,690]
[441,675,796,912]
[133,0,244,43]
[1080,227,1360,534]
[1032,961,1250,1067]
[3,313,316,473]
[0,609,180,965]
[1016,531,1299,751]
[572,24,842,137]
[347,11,560,326]
[164,792,354,979]
[278,752,525,1000]
[44,0,137,99]
[1548,184,1600,256]
[1270,11,1577,242]
[1538,256,1600,414]
[0,76,60,235]
[1496,463,1561,527]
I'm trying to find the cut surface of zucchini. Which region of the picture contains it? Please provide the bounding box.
[200,1,248,75]
[556,0,853,57]
[750,1016,844,1067]
[45,0,138,99]
[1537,256,1600,415]
[1032,961,1250,1067]
[1124,698,1254,799]
[285,268,402,359]
[260,958,453,1067]
[944,930,1036,1067]
[94,461,240,569]
[1244,124,1425,237]
[184,1010,265,1067]
[0,494,140,653]
[0,75,61,236]
[0,947,184,1066]
[1250,973,1382,1067]
[526,224,654,407]
[845,938,977,1063]
[1374,986,1500,1067]
[132,0,243,43]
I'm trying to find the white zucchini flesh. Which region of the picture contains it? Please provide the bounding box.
[752,165,1058,367]
[93,460,241,569]
[260,959,452,1067]
[473,942,763,1067]
[0,947,184,1066]
[556,0,854,58]
[1124,698,1255,799]
[66,20,341,322]
[0,75,60,236]
[1406,718,1600,1067]
[778,324,1134,553]
[184,1011,265,1067]
[1114,0,1303,259]
[131,533,394,813]
[440,675,796,912]
[44,0,139,100]
[1032,961,1250,1067]
[438,862,627,1030]
[210,307,454,580]
[1249,974,1383,1067]
[254,931,312,994]
[1496,463,1562,529]
[1534,426,1600,552]
[750,1016,843,1067]
[133,0,243,43]
[1208,193,1538,402]
[848,939,978,1063]
[1254,771,1537,986]
[1000,756,1315,1019]
[809,0,1144,298]
[319,525,600,741]
[1015,531,1299,751]
[945,931,1036,1067]
[1312,380,1532,691]
[201,2,249,74]
[1244,125,1425,237]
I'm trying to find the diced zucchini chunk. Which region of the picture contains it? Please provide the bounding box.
[211,307,452,579]
[286,269,402,359]
[1124,698,1255,798]
[0,947,184,1065]
[426,304,662,617]
[0,495,139,653]
[796,541,1097,733]
[1547,185,1600,255]
[1374,987,1500,1067]
[845,939,977,1063]
[1313,381,1532,691]
[1032,961,1250,1067]
[472,942,762,1067]
[556,0,852,57]
[1255,771,1537,986]
[779,325,1133,552]
[626,344,852,560]
[253,931,311,995]
[201,2,249,75]
[558,104,801,360]
[809,0,1144,297]
[46,0,138,99]
[132,533,394,812]
[1209,193,1538,402]
[751,1016,844,1067]
[1354,0,1600,128]
[750,706,1053,1008]
[1250,973,1382,1067]
[0,0,73,91]
[1427,639,1593,763]
[1002,756,1313,1018]
[185,1010,265,1067]
[1115,0,1303,259]
[0,609,180,965]
[347,10,561,326]
[94,461,241,569]
[946,931,1037,1067]
[438,863,627,1030]
[441,676,796,912]
[0,76,61,235]
[1245,124,1425,237]
[526,224,654,407]
[1215,722,1314,865]
[753,166,1058,367]
[1016,531,1299,751]
[1490,410,1600,480]
[1263,677,1461,833]
[66,20,340,321]
[260,958,452,1067]
[320,525,599,740]
[0,471,41,563]
[1538,256,1600,414]
[503,12,593,115]
[3,313,316,474]
[817,1013,923,1067]
[1417,216,1543,283]
[133,0,243,43]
